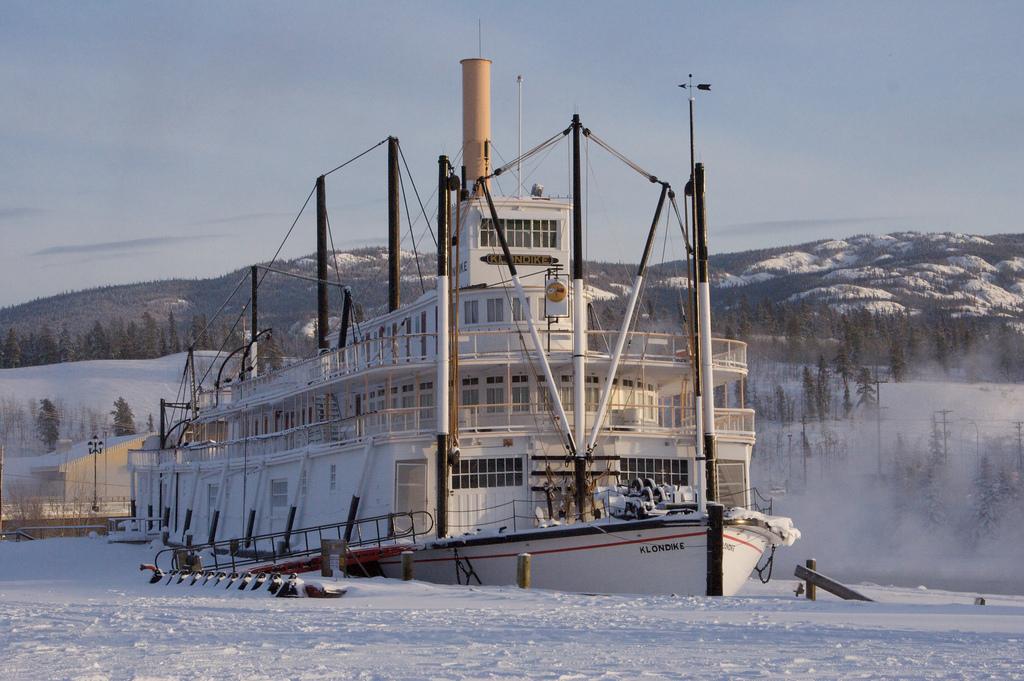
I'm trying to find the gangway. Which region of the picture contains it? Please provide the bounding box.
[153,511,434,575]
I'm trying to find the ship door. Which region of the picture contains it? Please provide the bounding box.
[394,461,427,534]
[449,455,524,534]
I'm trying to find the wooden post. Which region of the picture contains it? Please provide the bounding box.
[706,503,724,596]
[401,550,414,581]
[805,558,817,600]
[516,553,531,589]
[320,542,332,577]
[794,563,873,602]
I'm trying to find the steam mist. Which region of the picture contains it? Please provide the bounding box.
[752,370,1024,595]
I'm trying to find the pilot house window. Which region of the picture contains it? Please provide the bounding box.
[480,218,559,248]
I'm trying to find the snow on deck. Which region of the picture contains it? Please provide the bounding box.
[1,538,1022,679]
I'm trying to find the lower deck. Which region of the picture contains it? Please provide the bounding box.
[129,429,754,548]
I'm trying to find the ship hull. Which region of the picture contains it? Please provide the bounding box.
[379,515,773,596]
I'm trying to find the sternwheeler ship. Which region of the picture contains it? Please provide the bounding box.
[126,57,798,596]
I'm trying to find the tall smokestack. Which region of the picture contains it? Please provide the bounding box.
[461,58,492,194]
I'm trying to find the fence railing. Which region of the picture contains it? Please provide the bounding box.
[207,331,747,415]
[155,407,755,466]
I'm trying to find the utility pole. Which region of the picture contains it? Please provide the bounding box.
[0,443,5,535]
[1014,421,1023,472]
[936,410,953,464]
[874,367,888,476]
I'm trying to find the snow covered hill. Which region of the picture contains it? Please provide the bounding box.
[0,352,218,455]
[694,231,1024,319]
[4,232,1024,349]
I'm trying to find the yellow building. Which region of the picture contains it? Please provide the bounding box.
[8,434,148,517]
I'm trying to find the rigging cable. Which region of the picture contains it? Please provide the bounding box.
[584,130,659,184]
[484,128,568,181]
[395,141,437,248]
[397,164,427,294]
[323,138,390,178]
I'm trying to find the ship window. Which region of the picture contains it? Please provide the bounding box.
[300,468,308,497]
[452,456,523,489]
[511,375,529,412]
[485,376,504,413]
[270,479,288,511]
[329,464,337,491]
[419,382,434,408]
[464,299,479,324]
[619,457,689,487]
[512,297,528,321]
[401,383,415,409]
[486,297,505,323]
[717,461,747,508]
[480,218,559,249]
[461,377,479,406]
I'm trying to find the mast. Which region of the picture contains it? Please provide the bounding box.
[388,136,401,312]
[249,265,258,378]
[684,77,707,514]
[435,155,452,538]
[516,75,523,197]
[571,113,587,520]
[316,175,329,350]
[694,162,719,502]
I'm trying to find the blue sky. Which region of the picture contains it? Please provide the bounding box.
[1,1,1022,307]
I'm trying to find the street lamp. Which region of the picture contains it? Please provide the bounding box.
[88,435,104,513]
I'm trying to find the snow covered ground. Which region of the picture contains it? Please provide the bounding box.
[1,538,1022,680]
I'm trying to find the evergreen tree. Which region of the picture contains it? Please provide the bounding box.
[855,367,876,407]
[842,382,853,418]
[141,312,159,358]
[833,341,853,389]
[801,366,817,421]
[57,325,76,363]
[889,337,907,382]
[973,455,999,537]
[110,396,136,436]
[168,309,181,353]
[189,314,210,350]
[921,416,947,526]
[773,385,789,424]
[36,398,60,450]
[815,354,831,422]
[147,413,155,432]
[37,324,59,364]
[2,328,20,368]
[85,320,110,359]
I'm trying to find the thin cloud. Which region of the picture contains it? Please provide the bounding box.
[185,212,292,227]
[718,216,900,235]
[0,207,44,221]
[32,234,226,256]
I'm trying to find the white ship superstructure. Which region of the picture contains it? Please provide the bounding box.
[127,57,797,596]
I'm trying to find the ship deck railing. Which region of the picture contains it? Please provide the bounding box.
[132,407,755,467]
[211,332,746,410]
[153,510,435,574]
